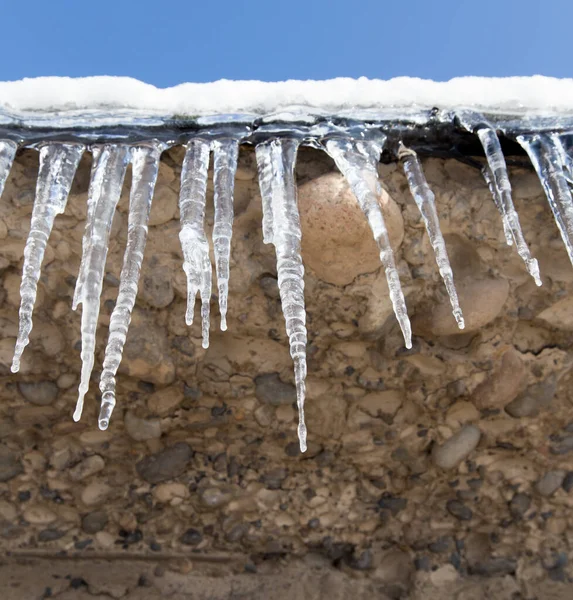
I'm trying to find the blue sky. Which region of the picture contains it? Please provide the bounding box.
[2,0,571,85]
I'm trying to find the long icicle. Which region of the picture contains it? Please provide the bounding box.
[256,138,308,452]
[0,140,17,199]
[477,127,541,285]
[73,145,130,422]
[212,138,239,331]
[399,144,465,329]
[518,133,573,267]
[73,147,103,310]
[178,139,211,349]
[324,137,412,349]
[12,143,84,372]
[98,142,164,430]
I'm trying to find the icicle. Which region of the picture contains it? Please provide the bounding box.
[11,143,84,372]
[212,138,239,331]
[476,127,541,286]
[518,133,573,268]
[178,139,211,349]
[73,145,130,423]
[324,137,412,349]
[399,144,465,329]
[482,166,514,246]
[256,138,308,452]
[98,143,163,430]
[73,147,103,310]
[0,140,17,199]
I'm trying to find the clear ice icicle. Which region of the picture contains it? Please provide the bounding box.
[178,139,211,348]
[477,127,541,286]
[12,143,84,372]
[73,147,103,311]
[0,140,17,199]
[212,138,239,331]
[325,137,412,349]
[98,143,163,430]
[518,133,573,267]
[73,145,130,422]
[256,138,308,452]
[399,145,465,329]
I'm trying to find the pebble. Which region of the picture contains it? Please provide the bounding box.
[509,492,531,517]
[413,277,509,336]
[124,410,162,441]
[147,385,183,416]
[432,425,481,470]
[536,296,573,331]
[505,375,556,418]
[471,348,526,409]
[17,381,58,405]
[180,528,202,546]
[261,468,288,490]
[446,499,473,521]
[297,172,404,285]
[38,528,65,542]
[562,471,573,493]
[0,449,23,482]
[153,482,188,503]
[469,558,517,577]
[378,493,407,516]
[69,455,105,482]
[81,510,108,534]
[136,442,193,484]
[23,505,57,525]
[536,470,566,497]
[551,434,573,455]
[255,373,296,406]
[81,482,112,506]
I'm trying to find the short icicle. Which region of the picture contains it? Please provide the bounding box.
[0,140,17,199]
[256,138,308,452]
[477,127,541,286]
[399,144,465,329]
[324,137,412,349]
[73,145,130,423]
[518,133,573,267]
[178,139,212,348]
[212,138,239,331]
[12,143,84,372]
[98,143,164,430]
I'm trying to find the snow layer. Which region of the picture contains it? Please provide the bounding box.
[1,76,573,118]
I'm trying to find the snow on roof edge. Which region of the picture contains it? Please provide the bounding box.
[0,75,572,117]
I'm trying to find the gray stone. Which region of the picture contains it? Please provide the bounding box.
[469,558,517,577]
[446,499,473,521]
[509,492,531,517]
[505,375,556,418]
[81,511,108,534]
[562,471,573,493]
[432,425,481,470]
[550,435,573,455]
[17,381,58,405]
[38,528,65,542]
[536,470,566,497]
[261,468,288,490]
[378,494,407,516]
[0,449,23,482]
[180,528,202,546]
[255,373,296,406]
[259,275,280,300]
[136,442,193,484]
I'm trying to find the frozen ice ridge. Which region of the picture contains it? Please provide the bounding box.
[3,81,573,449]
